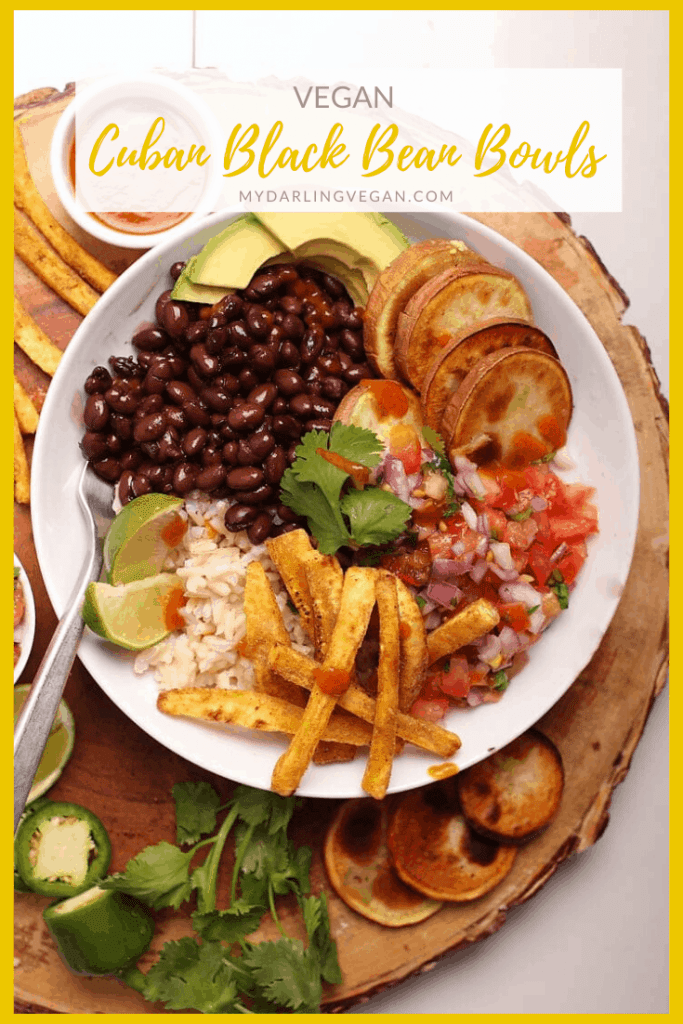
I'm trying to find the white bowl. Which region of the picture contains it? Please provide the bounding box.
[14,554,36,684]
[30,209,640,798]
[49,73,224,249]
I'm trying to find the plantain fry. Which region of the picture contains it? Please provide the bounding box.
[395,576,429,712]
[269,643,461,758]
[14,298,63,376]
[362,572,400,800]
[14,122,117,293]
[427,598,500,664]
[13,376,39,434]
[243,561,305,707]
[13,412,30,504]
[270,567,377,796]
[157,688,374,745]
[14,209,99,316]
[265,529,317,641]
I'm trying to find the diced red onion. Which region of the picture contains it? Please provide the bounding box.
[463,471,486,500]
[383,456,411,503]
[432,559,462,581]
[466,688,485,707]
[426,580,463,608]
[452,477,467,496]
[451,540,465,556]
[531,495,548,512]
[498,626,520,660]
[461,502,477,530]
[475,534,489,556]
[424,610,442,631]
[477,513,489,535]
[551,447,574,470]
[529,608,546,634]
[454,455,478,474]
[416,591,437,615]
[489,563,520,582]
[498,581,543,608]
[469,559,488,583]
[550,541,569,562]
[477,632,502,664]
[490,541,514,571]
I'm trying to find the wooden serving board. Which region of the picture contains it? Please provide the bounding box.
[13,88,669,1014]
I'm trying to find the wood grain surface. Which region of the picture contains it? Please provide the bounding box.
[13,89,668,1013]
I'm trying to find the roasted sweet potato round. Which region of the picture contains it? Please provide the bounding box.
[457,729,564,843]
[420,318,557,431]
[324,797,443,926]
[387,781,517,902]
[363,239,483,382]
[394,265,533,390]
[442,346,572,468]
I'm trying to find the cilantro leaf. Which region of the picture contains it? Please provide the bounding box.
[192,900,265,943]
[302,892,343,985]
[280,470,350,554]
[327,421,383,467]
[510,507,533,522]
[172,781,221,845]
[493,670,510,692]
[141,938,247,1013]
[101,841,198,910]
[550,580,569,609]
[340,488,412,547]
[422,425,446,455]
[241,937,323,1013]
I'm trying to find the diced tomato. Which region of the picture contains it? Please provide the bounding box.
[381,545,432,588]
[438,657,471,698]
[443,520,482,554]
[550,514,598,542]
[505,517,539,551]
[486,508,508,539]
[410,697,449,722]
[498,602,531,632]
[554,541,588,585]
[526,546,553,587]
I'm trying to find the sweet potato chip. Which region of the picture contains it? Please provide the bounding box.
[14,209,99,317]
[243,561,304,707]
[427,597,500,664]
[14,298,63,376]
[13,377,39,434]
[265,529,317,641]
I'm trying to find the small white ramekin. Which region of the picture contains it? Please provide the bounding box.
[50,72,225,249]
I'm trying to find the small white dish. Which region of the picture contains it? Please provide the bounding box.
[31,209,640,798]
[50,72,224,249]
[14,554,36,684]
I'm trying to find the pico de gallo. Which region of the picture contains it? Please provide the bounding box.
[363,430,598,722]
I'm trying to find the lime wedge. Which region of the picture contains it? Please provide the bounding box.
[14,684,75,802]
[82,573,186,651]
[104,494,185,586]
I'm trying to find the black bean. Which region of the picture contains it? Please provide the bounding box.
[239,367,259,394]
[206,327,228,354]
[280,312,305,340]
[158,430,183,462]
[84,367,112,394]
[155,290,173,326]
[83,394,109,431]
[236,439,257,466]
[305,418,333,433]
[227,402,265,432]
[248,274,279,298]
[277,341,301,370]
[131,473,153,497]
[317,352,343,375]
[272,522,299,537]
[163,351,188,377]
[143,361,174,395]
[201,386,233,413]
[133,325,169,352]
[105,432,124,455]
[190,344,221,377]
[182,426,208,457]
[321,376,347,401]
[303,363,324,386]
[183,320,208,345]
[80,432,108,461]
[273,369,305,397]
[164,405,188,431]
[224,504,259,531]
[222,441,239,465]
[339,329,364,360]
[250,430,275,461]
[104,384,141,415]
[300,328,324,365]
[249,344,277,377]
[267,324,285,347]
[222,346,247,372]
[264,447,287,485]
[118,470,135,505]
[288,393,315,419]
[239,484,275,506]
[201,447,223,468]
[322,273,346,299]
[228,320,251,349]
[271,396,288,414]
[173,462,198,494]
[92,457,122,481]
[226,466,264,491]
[134,412,167,443]
[277,503,303,524]
[246,306,273,338]
[286,442,300,464]
[183,399,211,427]
[343,363,373,385]
[248,513,273,544]
[166,380,195,406]
[186,366,205,392]
[215,373,240,395]
[215,293,243,321]
[219,421,238,441]
[140,439,162,462]
[144,464,166,489]
[248,382,278,410]
[135,394,164,419]
[170,261,186,280]
[195,464,226,492]
[337,350,353,371]
[163,301,190,340]
[272,414,302,441]
[120,449,143,471]
[109,355,144,379]
[344,308,364,330]
[280,294,303,315]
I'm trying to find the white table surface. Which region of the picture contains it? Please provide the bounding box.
[14,10,668,1014]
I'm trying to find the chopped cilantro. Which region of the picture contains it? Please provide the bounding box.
[528,604,540,615]
[422,425,446,455]
[510,507,533,522]
[531,449,557,465]
[415,596,427,610]
[550,580,569,609]
[340,487,412,548]
[286,598,298,614]
[490,528,501,541]
[493,670,510,692]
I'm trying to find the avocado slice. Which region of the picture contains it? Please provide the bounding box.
[255,212,409,270]
[297,255,370,306]
[291,238,379,293]
[171,256,235,304]
[189,214,286,289]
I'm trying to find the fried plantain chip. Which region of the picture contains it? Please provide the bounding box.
[242,561,304,707]
[362,571,400,800]
[14,209,99,316]
[14,298,63,376]
[157,687,374,745]
[13,412,30,504]
[13,376,39,434]
[268,644,461,758]
[324,798,442,926]
[387,781,517,901]
[426,597,500,664]
[270,567,377,796]
[395,576,429,712]
[14,122,117,293]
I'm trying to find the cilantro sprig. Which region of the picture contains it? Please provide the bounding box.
[102,783,341,1013]
[280,424,411,554]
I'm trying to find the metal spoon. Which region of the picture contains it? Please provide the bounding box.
[14,464,115,832]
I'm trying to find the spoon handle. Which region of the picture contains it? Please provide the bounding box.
[13,542,103,833]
